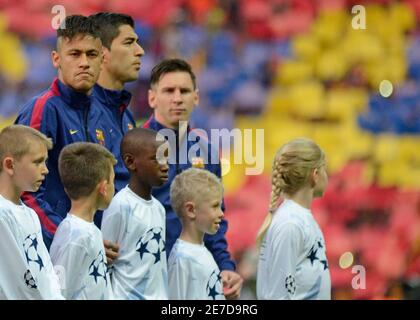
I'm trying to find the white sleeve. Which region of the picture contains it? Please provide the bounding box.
[51,241,90,300]
[268,222,304,300]
[0,215,42,299]
[31,212,63,300]
[168,258,193,300]
[101,199,125,246]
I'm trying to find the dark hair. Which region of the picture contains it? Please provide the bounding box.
[150,59,197,89]
[89,12,135,49]
[59,142,116,200]
[57,15,100,42]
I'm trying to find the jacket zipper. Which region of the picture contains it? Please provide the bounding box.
[176,130,181,174]
[84,107,90,142]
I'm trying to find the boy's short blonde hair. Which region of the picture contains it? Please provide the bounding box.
[0,125,53,172]
[59,142,117,200]
[170,168,223,218]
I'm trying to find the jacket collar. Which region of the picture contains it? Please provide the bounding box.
[144,115,192,133]
[93,84,132,113]
[53,78,91,109]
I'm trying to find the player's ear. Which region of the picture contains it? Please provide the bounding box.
[102,46,110,65]
[123,153,135,171]
[193,89,199,107]
[51,50,60,69]
[148,88,156,110]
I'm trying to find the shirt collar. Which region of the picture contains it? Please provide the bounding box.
[144,115,191,133]
[53,77,92,109]
[93,84,132,113]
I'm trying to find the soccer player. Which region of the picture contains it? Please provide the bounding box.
[143,58,242,299]
[14,15,104,249]
[0,125,62,299]
[168,168,226,300]
[256,138,331,300]
[89,12,145,229]
[49,142,116,299]
[101,128,170,299]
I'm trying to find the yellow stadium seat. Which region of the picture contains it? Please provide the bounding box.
[325,89,356,120]
[0,32,28,82]
[399,136,420,163]
[288,81,326,118]
[265,89,294,116]
[373,134,401,163]
[315,49,349,81]
[341,30,385,65]
[385,55,407,85]
[365,4,388,35]
[378,161,419,189]
[378,161,401,187]
[235,116,265,131]
[275,60,313,85]
[341,123,374,160]
[311,9,347,46]
[348,88,370,113]
[364,62,388,89]
[0,116,16,131]
[399,164,420,189]
[291,34,321,62]
[389,2,416,33]
[325,88,369,120]
[221,158,247,193]
[310,124,349,172]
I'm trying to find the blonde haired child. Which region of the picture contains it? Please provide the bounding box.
[256,138,331,300]
[0,125,62,299]
[168,168,226,300]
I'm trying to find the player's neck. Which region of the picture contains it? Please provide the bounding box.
[179,225,204,245]
[97,72,124,91]
[0,176,21,205]
[129,179,152,201]
[287,187,313,210]
[154,113,189,131]
[69,198,97,223]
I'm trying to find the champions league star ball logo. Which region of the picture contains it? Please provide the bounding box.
[24,270,37,289]
[135,227,166,264]
[285,274,296,295]
[23,233,44,273]
[206,270,223,300]
[89,251,108,284]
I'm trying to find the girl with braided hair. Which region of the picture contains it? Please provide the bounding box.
[256,138,331,300]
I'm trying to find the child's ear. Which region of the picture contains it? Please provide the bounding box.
[310,168,319,187]
[123,153,135,171]
[184,201,196,219]
[3,157,15,175]
[98,179,108,197]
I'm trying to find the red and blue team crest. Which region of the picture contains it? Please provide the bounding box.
[96,129,105,146]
